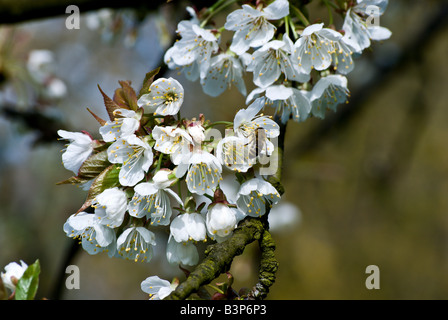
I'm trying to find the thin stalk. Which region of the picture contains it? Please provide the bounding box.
[291,5,310,26]
[201,0,239,28]
[323,0,334,25]
[204,121,233,130]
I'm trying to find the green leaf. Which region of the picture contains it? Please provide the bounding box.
[77,150,110,180]
[138,67,160,98]
[76,164,121,213]
[56,150,110,187]
[56,175,91,186]
[15,260,40,300]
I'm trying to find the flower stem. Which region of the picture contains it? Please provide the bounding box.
[204,121,233,130]
[200,0,239,28]
[322,0,334,25]
[291,5,310,26]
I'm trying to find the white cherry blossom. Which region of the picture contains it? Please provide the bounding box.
[309,74,349,119]
[99,108,141,142]
[107,135,153,187]
[168,21,219,78]
[247,85,311,123]
[137,77,184,116]
[233,98,280,157]
[292,23,342,73]
[170,212,207,243]
[224,0,290,55]
[342,0,391,53]
[177,151,222,195]
[236,177,281,217]
[164,46,200,82]
[206,203,238,243]
[127,170,182,226]
[247,34,309,88]
[331,39,356,74]
[63,211,116,256]
[166,235,200,266]
[216,135,256,173]
[116,226,156,263]
[152,125,194,166]
[1,261,28,291]
[200,53,247,97]
[141,276,177,300]
[57,130,94,174]
[92,187,128,228]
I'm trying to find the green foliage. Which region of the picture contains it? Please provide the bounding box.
[15,260,40,300]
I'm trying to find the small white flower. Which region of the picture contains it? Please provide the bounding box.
[99,108,141,142]
[236,177,281,217]
[309,75,349,119]
[152,125,194,165]
[247,85,311,123]
[164,46,200,82]
[247,34,309,88]
[1,260,28,292]
[93,187,128,228]
[292,23,342,74]
[27,49,55,83]
[166,235,200,266]
[186,121,206,146]
[216,135,256,173]
[141,276,177,300]
[116,226,156,263]
[200,53,247,97]
[268,201,301,233]
[137,77,184,116]
[224,0,290,55]
[234,98,279,140]
[180,151,223,195]
[127,171,182,226]
[331,39,355,74]
[342,0,391,53]
[168,21,219,78]
[206,203,238,242]
[44,78,67,99]
[57,130,94,174]
[170,212,207,243]
[233,98,280,158]
[107,135,153,187]
[63,211,116,256]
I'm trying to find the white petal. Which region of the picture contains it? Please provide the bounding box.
[263,0,290,20]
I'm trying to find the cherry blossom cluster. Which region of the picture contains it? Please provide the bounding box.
[58,75,281,268]
[165,0,391,123]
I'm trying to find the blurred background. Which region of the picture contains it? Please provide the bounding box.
[0,0,447,299]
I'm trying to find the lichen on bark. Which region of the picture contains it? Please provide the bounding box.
[165,119,287,301]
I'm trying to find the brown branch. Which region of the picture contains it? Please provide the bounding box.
[166,217,267,300]
[166,118,287,300]
[0,0,219,25]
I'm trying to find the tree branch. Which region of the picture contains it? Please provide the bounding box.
[0,0,222,25]
[166,118,287,300]
[0,0,158,24]
[166,217,266,300]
